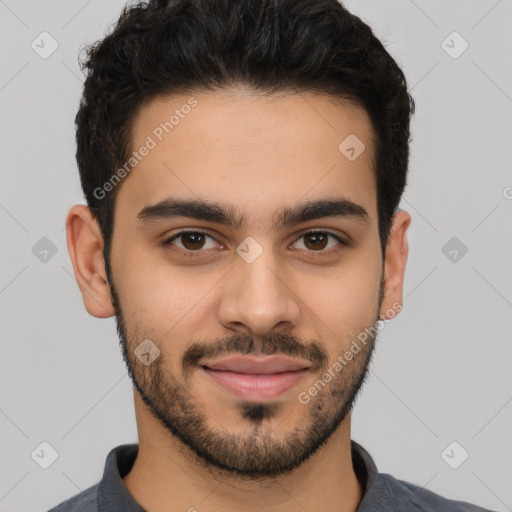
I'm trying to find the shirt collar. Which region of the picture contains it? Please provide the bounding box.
[350,440,398,510]
[98,444,145,512]
[97,440,390,511]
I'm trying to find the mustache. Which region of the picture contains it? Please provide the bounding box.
[182,331,328,373]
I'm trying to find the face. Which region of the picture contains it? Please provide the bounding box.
[72,88,409,479]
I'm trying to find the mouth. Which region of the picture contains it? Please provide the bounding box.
[199,355,311,400]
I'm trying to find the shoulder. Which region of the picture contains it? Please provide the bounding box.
[381,473,498,512]
[46,483,98,512]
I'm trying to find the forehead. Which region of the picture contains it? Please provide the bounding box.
[116,89,377,227]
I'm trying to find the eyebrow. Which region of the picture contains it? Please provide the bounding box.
[136,196,369,230]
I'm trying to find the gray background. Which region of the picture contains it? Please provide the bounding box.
[0,0,511,511]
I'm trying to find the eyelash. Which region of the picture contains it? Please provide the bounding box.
[161,229,347,258]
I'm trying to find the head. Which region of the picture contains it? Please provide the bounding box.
[67,0,413,479]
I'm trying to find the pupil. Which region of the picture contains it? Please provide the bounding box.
[307,233,327,249]
[184,233,204,249]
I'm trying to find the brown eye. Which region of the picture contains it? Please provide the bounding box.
[179,232,207,250]
[293,231,345,253]
[162,230,219,254]
[303,232,329,250]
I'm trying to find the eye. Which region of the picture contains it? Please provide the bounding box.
[291,229,346,254]
[161,229,346,257]
[162,230,221,256]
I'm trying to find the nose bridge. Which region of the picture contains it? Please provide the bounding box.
[243,252,283,303]
[218,238,299,335]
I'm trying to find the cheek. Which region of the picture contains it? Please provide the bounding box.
[115,245,190,313]
[115,258,218,344]
[304,256,381,337]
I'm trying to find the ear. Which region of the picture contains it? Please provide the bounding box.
[379,209,411,320]
[65,204,115,318]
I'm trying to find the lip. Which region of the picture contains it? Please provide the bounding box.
[201,355,312,374]
[200,355,311,400]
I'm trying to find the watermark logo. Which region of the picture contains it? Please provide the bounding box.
[441,31,469,60]
[134,339,161,366]
[338,134,366,162]
[31,31,59,59]
[442,236,468,263]
[236,236,264,263]
[31,441,59,469]
[32,237,58,263]
[441,441,469,469]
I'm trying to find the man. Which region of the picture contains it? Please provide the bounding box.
[49,0,495,510]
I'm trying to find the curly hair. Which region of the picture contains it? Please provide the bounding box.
[74,0,415,268]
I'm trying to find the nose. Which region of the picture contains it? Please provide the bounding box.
[217,247,301,338]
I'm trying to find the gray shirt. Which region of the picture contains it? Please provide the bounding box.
[47,441,496,511]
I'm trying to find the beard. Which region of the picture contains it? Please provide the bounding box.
[106,263,383,481]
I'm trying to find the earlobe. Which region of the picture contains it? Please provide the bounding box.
[65,204,115,318]
[379,209,411,320]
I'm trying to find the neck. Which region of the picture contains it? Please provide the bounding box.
[123,393,363,512]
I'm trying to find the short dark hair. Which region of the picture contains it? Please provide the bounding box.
[75,0,414,273]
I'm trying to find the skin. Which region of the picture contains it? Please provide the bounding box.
[66,87,411,512]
